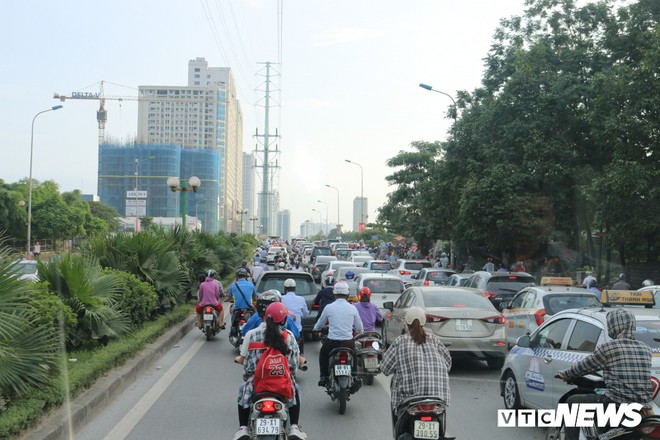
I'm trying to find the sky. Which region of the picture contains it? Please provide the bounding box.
[1,0,527,234]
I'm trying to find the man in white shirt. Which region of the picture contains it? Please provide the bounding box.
[281,279,309,354]
[313,282,364,386]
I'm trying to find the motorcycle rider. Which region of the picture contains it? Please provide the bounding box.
[612,273,632,290]
[281,278,309,354]
[312,282,364,386]
[381,306,451,432]
[240,290,299,339]
[226,268,258,338]
[240,260,252,279]
[233,302,307,440]
[313,279,335,322]
[353,287,382,332]
[196,269,225,330]
[557,308,653,440]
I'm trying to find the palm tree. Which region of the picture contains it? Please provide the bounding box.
[0,239,59,395]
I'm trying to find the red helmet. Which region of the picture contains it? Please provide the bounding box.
[358,287,372,301]
[264,302,288,324]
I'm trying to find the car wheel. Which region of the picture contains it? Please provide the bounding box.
[502,371,522,409]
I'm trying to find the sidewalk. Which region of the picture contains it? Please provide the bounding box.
[21,319,195,440]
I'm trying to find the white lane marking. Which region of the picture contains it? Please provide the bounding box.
[102,336,205,440]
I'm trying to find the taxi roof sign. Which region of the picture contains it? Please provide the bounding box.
[601,289,655,307]
[540,276,574,286]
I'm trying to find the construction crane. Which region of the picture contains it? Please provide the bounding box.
[54,80,207,144]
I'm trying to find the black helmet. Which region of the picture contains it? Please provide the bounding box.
[256,290,281,318]
[235,267,249,278]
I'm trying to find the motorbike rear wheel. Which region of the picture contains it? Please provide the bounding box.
[205,325,212,341]
[337,388,347,415]
[365,375,374,385]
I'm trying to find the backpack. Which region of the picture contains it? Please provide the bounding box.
[249,331,294,400]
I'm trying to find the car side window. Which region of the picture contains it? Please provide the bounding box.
[394,290,410,308]
[532,318,572,349]
[402,291,416,308]
[567,321,602,352]
[510,291,526,309]
[522,291,537,308]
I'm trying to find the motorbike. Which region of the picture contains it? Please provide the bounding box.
[324,346,362,415]
[201,305,221,341]
[229,307,253,348]
[546,374,660,440]
[393,396,451,440]
[249,392,290,440]
[354,331,384,386]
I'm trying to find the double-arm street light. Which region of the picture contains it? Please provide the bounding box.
[249,216,259,236]
[167,176,201,228]
[325,184,341,235]
[344,159,364,231]
[316,199,328,236]
[236,210,248,236]
[27,105,63,257]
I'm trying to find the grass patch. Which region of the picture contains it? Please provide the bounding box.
[0,305,192,439]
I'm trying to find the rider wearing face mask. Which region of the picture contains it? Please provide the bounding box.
[557,308,653,440]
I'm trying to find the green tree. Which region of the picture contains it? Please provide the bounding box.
[89,201,121,231]
[31,196,82,240]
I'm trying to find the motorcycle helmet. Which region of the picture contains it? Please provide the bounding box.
[264,302,288,325]
[441,252,447,257]
[619,273,626,280]
[345,270,355,280]
[405,306,427,326]
[357,287,371,301]
[333,282,350,296]
[256,290,282,318]
[284,278,297,288]
[235,267,249,278]
[207,269,217,278]
[278,262,286,269]
[642,279,655,287]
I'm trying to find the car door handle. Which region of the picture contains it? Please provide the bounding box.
[543,356,553,364]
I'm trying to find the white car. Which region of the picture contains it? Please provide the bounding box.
[388,259,433,285]
[351,255,374,265]
[321,261,359,287]
[353,273,405,316]
[10,259,39,282]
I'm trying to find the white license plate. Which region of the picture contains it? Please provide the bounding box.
[364,356,379,369]
[456,319,472,332]
[256,418,280,435]
[203,314,214,320]
[334,364,351,376]
[413,420,440,439]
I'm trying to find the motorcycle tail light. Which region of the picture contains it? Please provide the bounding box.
[534,309,547,326]
[338,351,350,364]
[651,377,660,400]
[417,403,437,412]
[420,416,433,421]
[256,400,279,413]
[312,304,319,309]
[481,315,505,325]
[204,307,213,313]
[637,425,660,438]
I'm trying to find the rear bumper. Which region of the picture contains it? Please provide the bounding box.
[436,336,507,359]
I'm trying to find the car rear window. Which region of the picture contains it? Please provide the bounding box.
[487,276,536,294]
[371,262,392,271]
[542,294,600,315]
[314,248,332,256]
[404,262,432,271]
[422,292,492,308]
[364,279,404,294]
[315,263,329,272]
[633,320,660,354]
[427,271,454,282]
[257,275,317,296]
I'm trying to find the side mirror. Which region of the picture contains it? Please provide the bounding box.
[410,274,418,280]
[502,301,511,310]
[383,301,394,311]
[516,335,531,348]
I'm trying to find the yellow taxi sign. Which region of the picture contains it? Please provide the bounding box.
[601,289,655,307]
[540,276,574,286]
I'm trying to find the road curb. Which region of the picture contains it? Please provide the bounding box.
[21,318,195,440]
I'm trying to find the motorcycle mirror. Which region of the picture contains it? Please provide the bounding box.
[372,341,380,351]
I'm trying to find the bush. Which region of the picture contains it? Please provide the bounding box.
[26,282,77,336]
[108,270,159,326]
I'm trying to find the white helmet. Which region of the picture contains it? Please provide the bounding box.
[333,282,350,296]
[284,278,297,288]
[642,279,655,287]
[405,306,427,326]
[278,262,285,269]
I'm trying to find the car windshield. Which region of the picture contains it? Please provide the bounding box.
[371,262,392,271]
[314,248,332,256]
[634,320,660,354]
[542,294,601,315]
[487,276,536,293]
[404,262,431,271]
[364,279,404,293]
[422,292,492,308]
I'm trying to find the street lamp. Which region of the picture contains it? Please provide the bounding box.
[249,216,259,236]
[133,156,155,232]
[167,176,201,228]
[325,184,341,235]
[312,209,323,235]
[344,159,364,232]
[419,83,457,119]
[236,210,248,236]
[316,199,328,236]
[27,105,63,257]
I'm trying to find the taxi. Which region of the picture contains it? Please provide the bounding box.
[500,289,660,413]
[502,277,601,347]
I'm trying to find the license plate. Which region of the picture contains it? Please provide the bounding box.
[334,364,351,376]
[255,418,280,435]
[203,314,214,320]
[456,319,472,332]
[413,420,440,439]
[364,356,379,369]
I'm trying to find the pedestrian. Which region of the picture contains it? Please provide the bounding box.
[439,253,449,268]
[33,241,41,259]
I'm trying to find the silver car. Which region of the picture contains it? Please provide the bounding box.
[354,273,406,316]
[388,259,433,285]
